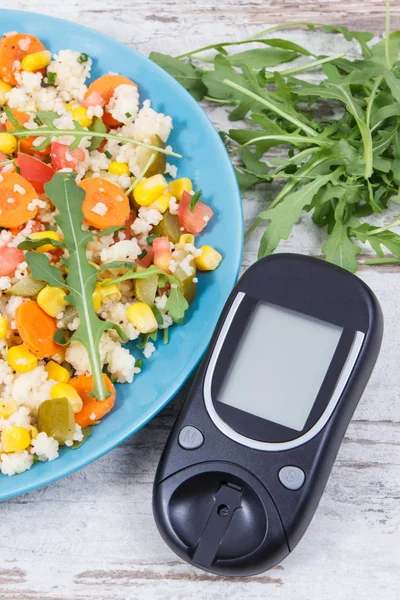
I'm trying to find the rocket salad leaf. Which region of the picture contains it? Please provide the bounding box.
[26,173,127,400]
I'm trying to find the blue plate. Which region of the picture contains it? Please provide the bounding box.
[0,11,243,500]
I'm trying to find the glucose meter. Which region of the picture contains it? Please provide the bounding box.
[153,254,383,576]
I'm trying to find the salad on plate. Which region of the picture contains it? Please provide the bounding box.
[0,31,222,476]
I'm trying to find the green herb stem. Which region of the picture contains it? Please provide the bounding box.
[222,78,319,138]
[10,128,182,159]
[230,134,330,157]
[0,159,15,167]
[364,257,400,265]
[385,0,392,69]
[366,76,384,128]
[266,52,346,78]
[126,153,156,196]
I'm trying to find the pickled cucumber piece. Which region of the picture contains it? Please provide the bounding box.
[5,275,45,297]
[153,211,181,244]
[37,397,75,445]
[134,266,158,305]
[136,135,166,177]
[171,252,196,303]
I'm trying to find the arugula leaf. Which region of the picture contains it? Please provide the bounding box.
[322,203,360,272]
[228,48,298,69]
[257,171,336,257]
[71,426,93,449]
[89,117,107,151]
[18,237,65,251]
[149,52,207,100]
[165,285,188,323]
[37,173,128,400]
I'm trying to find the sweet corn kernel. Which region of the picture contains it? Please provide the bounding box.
[30,425,39,440]
[194,245,223,271]
[45,360,71,383]
[7,345,38,373]
[37,286,68,318]
[66,102,79,111]
[108,161,130,176]
[0,315,7,340]
[92,286,102,312]
[29,230,62,253]
[126,302,158,334]
[168,178,193,201]
[1,426,31,452]
[71,106,92,128]
[150,192,171,213]
[133,174,168,207]
[0,398,17,419]
[50,382,83,413]
[0,78,12,107]
[20,50,52,72]
[99,279,122,303]
[0,132,17,154]
[178,234,195,247]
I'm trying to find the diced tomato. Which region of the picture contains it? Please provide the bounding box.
[16,153,55,194]
[153,236,172,272]
[178,191,214,235]
[136,244,154,268]
[114,209,136,243]
[50,247,64,264]
[0,246,25,276]
[82,91,107,108]
[50,142,86,172]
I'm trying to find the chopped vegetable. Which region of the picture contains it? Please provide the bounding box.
[6,109,50,155]
[0,172,39,227]
[178,190,213,234]
[15,300,60,359]
[5,274,45,297]
[7,344,38,373]
[50,141,85,171]
[16,152,55,194]
[79,177,130,229]
[38,397,75,444]
[0,33,46,85]
[70,374,116,428]
[153,211,181,244]
[0,246,25,276]
[84,74,136,127]
[153,236,172,272]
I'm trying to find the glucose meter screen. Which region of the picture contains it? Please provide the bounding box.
[218,302,343,432]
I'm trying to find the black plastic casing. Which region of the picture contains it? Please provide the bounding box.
[153,254,384,576]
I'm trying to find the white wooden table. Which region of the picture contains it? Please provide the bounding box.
[0,1,399,598]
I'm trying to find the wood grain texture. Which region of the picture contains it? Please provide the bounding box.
[0,0,399,598]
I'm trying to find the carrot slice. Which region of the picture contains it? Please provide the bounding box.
[6,110,50,156]
[0,33,46,86]
[0,172,39,227]
[84,74,136,127]
[70,374,116,427]
[79,177,130,230]
[15,300,61,359]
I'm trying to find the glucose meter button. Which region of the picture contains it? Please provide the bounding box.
[279,466,305,490]
[179,426,204,450]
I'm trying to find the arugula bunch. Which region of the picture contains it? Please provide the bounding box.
[151,2,400,272]
[20,173,128,400]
